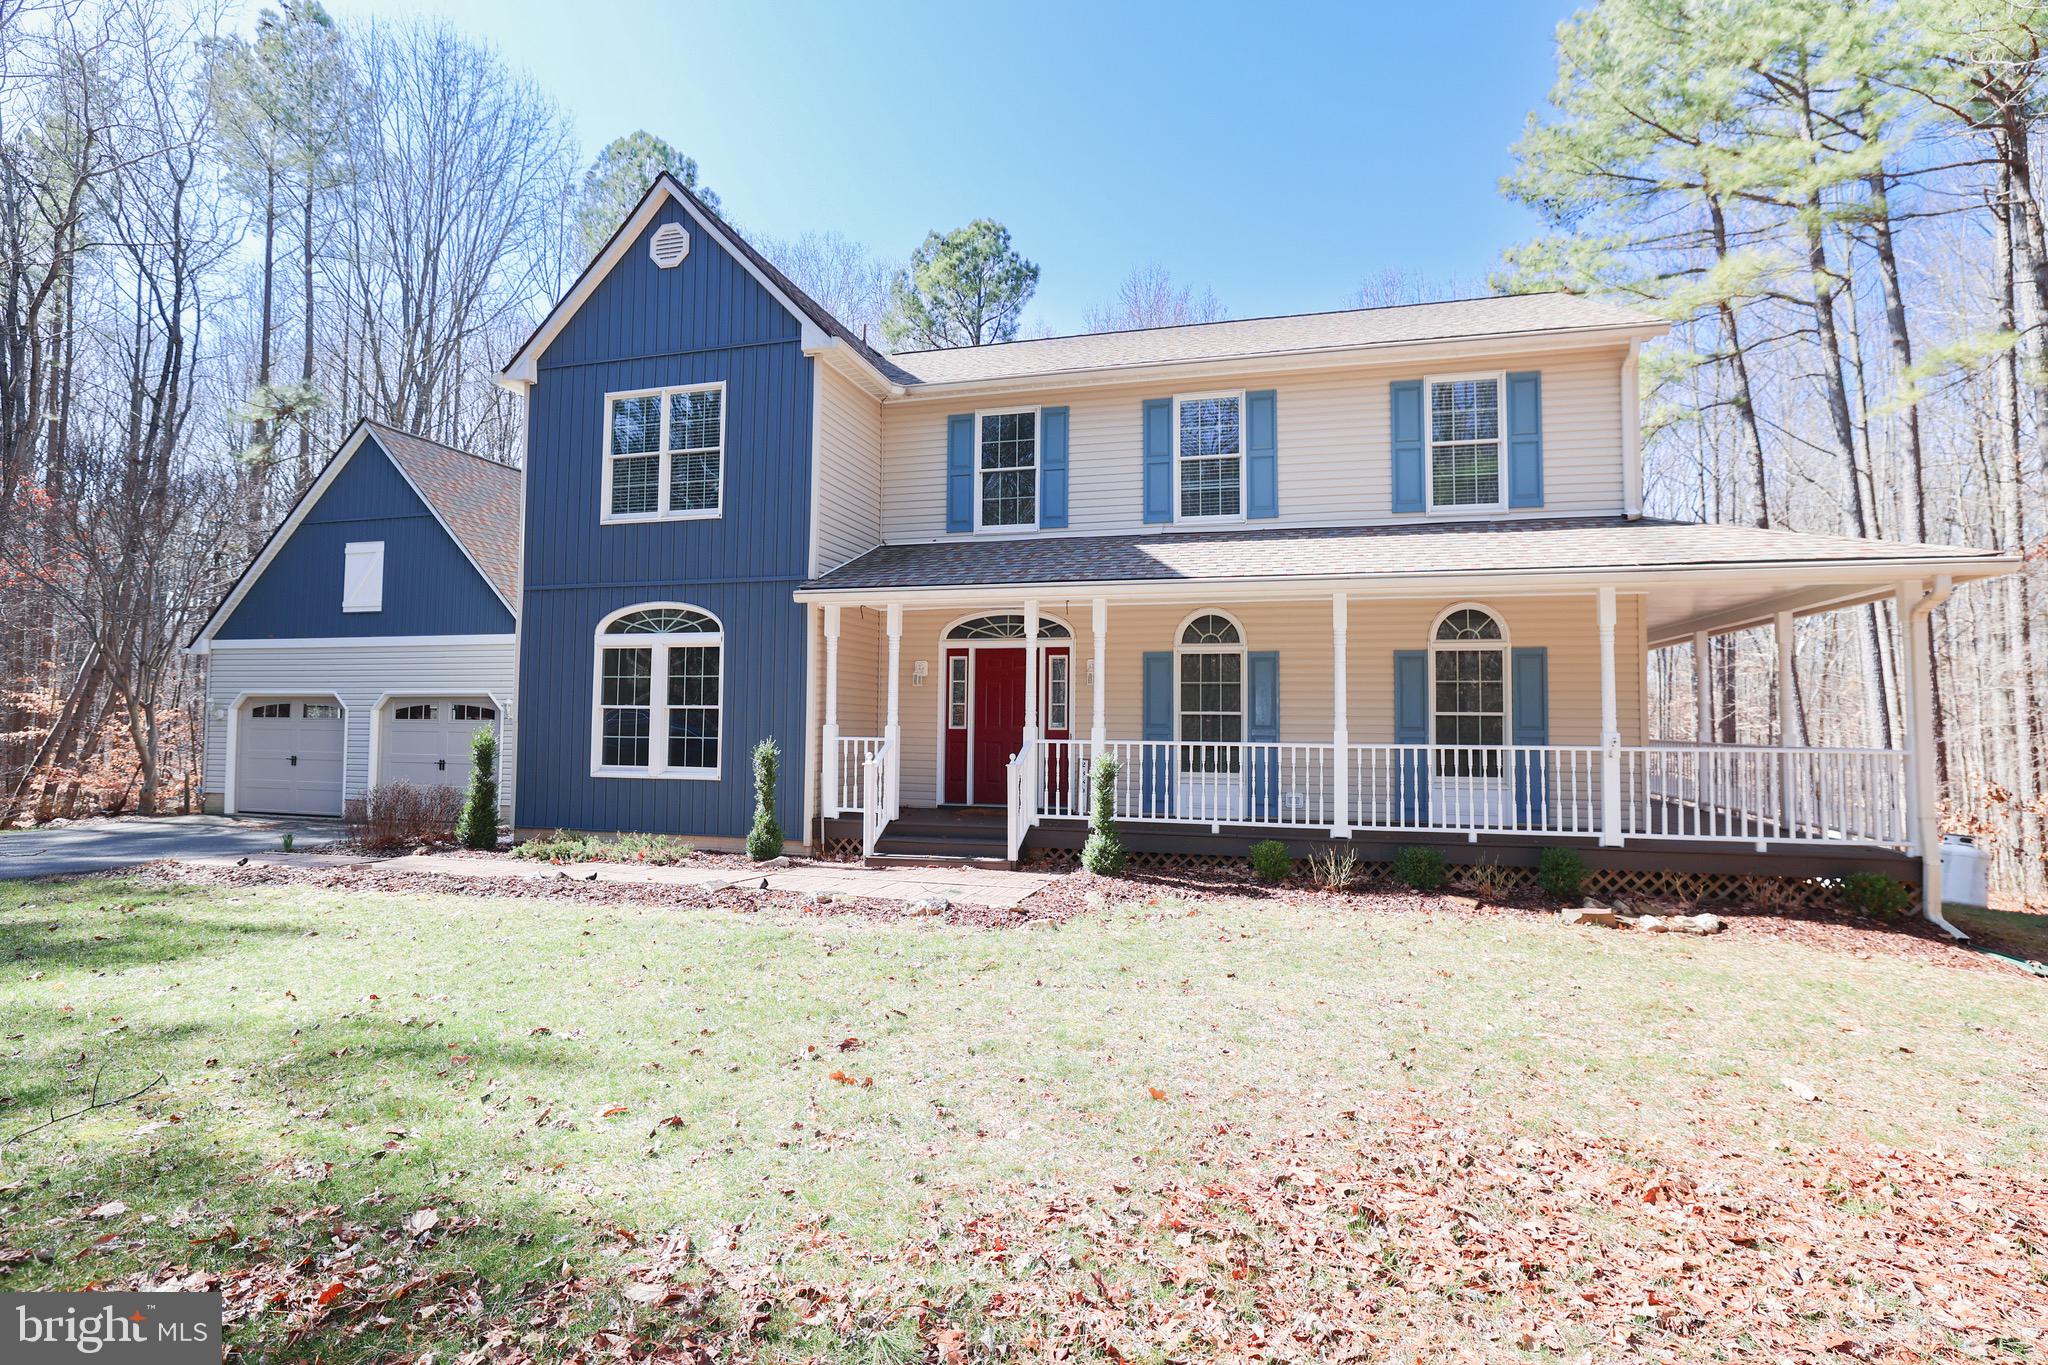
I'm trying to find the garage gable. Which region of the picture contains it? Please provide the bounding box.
[211,430,516,643]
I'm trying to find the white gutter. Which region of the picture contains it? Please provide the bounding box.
[1907,574,1962,938]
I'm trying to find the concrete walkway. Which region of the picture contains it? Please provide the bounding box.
[177,848,1062,910]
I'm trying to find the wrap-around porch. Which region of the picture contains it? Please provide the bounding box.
[809,581,1941,901]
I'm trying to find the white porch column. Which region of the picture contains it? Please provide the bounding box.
[884,603,902,820]
[1021,598,1040,744]
[1775,609,1799,839]
[1089,597,1107,754]
[1898,579,1957,931]
[1331,591,1351,837]
[1693,629,1712,743]
[1598,586,1622,846]
[822,604,842,816]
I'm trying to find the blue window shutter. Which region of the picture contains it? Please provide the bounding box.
[1390,380,1425,513]
[1245,390,1278,519]
[1141,650,1174,817]
[1507,371,1543,508]
[1142,398,1174,523]
[1511,646,1549,826]
[1038,406,1069,529]
[1248,650,1280,820]
[1394,649,1429,823]
[946,414,974,533]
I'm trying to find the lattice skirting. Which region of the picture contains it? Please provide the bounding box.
[1021,848,1914,913]
[816,835,862,861]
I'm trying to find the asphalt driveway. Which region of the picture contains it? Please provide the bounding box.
[0,815,343,879]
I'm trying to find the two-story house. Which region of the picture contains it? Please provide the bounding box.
[492,173,2009,922]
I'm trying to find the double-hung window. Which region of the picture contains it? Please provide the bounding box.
[1426,374,1504,512]
[976,409,1037,530]
[593,605,723,778]
[1175,392,1244,520]
[604,382,725,522]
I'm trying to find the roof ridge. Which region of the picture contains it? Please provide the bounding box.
[886,291,1604,359]
[362,419,515,473]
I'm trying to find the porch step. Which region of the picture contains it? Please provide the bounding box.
[863,851,1013,871]
[869,805,1008,865]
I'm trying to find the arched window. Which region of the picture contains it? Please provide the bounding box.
[594,604,723,777]
[1177,611,1245,773]
[943,613,1071,641]
[1429,605,1507,775]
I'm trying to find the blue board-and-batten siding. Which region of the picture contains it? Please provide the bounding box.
[514,196,812,839]
[217,433,512,640]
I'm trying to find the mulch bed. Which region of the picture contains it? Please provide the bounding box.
[127,857,2034,976]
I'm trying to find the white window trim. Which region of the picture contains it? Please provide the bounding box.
[342,540,384,613]
[1172,390,1248,524]
[1423,371,1508,516]
[1426,602,1512,750]
[1171,608,1247,746]
[589,602,725,780]
[600,380,727,525]
[971,406,1041,534]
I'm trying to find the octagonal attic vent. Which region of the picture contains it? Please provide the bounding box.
[649,223,689,269]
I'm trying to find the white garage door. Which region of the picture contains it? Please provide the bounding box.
[236,698,344,816]
[378,699,497,792]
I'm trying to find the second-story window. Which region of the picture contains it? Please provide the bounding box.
[1176,393,1243,520]
[977,409,1037,529]
[1427,375,1503,512]
[605,382,725,522]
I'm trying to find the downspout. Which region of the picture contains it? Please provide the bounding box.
[1907,575,1960,937]
[1622,340,1644,520]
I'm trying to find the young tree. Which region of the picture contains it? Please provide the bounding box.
[746,737,782,861]
[882,219,1038,349]
[575,131,717,258]
[456,723,499,849]
[1083,264,1224,333]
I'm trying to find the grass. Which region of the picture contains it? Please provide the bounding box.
[2,875,2043,1360]
[508,829,699,864]
[1949,900,2048,961]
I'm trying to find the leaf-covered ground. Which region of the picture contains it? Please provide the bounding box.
[1,870,2043,1362]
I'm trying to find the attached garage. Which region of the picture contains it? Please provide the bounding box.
[190,421,522,822]
[376,697,499,792]
[234,698,346,816]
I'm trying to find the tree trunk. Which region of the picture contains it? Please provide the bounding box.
[299,183,315,487]
[1707,194,1773,528]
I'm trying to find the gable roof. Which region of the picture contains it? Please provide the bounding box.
[497,173,906,391]
[799,515,2008,595]
[362,421,521,603]
[884,293,1666,388]
[188,420,520,650]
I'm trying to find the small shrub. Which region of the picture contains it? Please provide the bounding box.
[1249,839,1293,883]
[510,830,697,864]
[455,725,500,850]
[1306,846,1359,891]
[1536,846,1588,901]
[280,832,294,854]
[1390,845,1448,892]
[344,781,463,851]
[1080,754,1127,875]
[1461,852,1510,900]
[1840,871,1912,922]
[745,738,784,861]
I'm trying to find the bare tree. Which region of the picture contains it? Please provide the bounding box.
[1083,264,1226,332]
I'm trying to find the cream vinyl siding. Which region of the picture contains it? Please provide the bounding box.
[813,364,885,572]
[203,640,517,813]
[845,594,1645,805]
[879,345,1629,542]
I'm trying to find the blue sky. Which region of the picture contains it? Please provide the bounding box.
[300,0,1572,334]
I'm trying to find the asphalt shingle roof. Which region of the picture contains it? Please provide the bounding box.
[804,516,2001,593]
[364,422,522,606]
[885,294,1665,387]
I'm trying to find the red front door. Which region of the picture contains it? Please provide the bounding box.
[970,648,1025,805]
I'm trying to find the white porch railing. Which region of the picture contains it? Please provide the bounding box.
[1019,738,1911,851]
[1006,740,1036,864]
[832,735,884,814]
[860,738,896,857]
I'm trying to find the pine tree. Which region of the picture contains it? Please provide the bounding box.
[1080,755,1126,875]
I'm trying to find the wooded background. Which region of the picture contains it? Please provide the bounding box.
[2,0,2042,901]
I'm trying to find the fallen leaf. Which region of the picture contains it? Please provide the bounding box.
[403,1207,439,1237]
[86,1201,127,1219]
[316,1280,347,1306]
[1148,1086,1168,1102]
[600,1104,629,1117]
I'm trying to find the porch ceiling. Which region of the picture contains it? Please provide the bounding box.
[798,516,2013,634]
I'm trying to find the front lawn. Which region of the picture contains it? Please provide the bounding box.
[2,873,2043,1361]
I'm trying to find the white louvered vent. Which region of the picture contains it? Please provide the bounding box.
[649,223,690,269]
